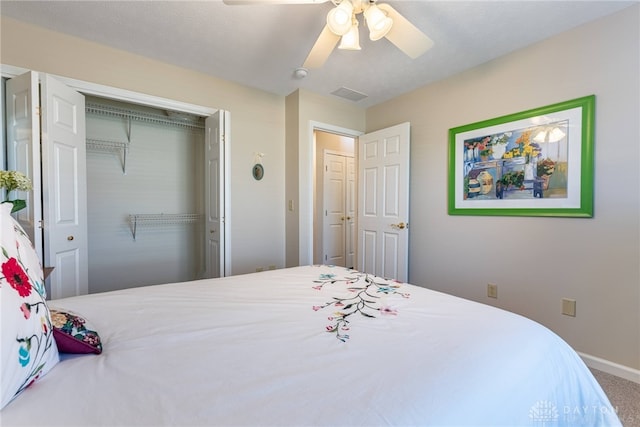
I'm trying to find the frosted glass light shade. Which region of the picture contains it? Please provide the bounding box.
[338,22,361,50]
[327,0,354,36]
[364,4,392,40]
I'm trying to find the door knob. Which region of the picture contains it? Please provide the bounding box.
[390,222,407,230]
[210,229,216,233]
[67,235,74,241]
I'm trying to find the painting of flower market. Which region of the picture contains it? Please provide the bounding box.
[463,120,569,201]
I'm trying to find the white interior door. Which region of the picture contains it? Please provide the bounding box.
[322,152,356,268]
[357,122,410,282]
[5,71,43,261]
[323,152,347,266]
[41,74,88,298]
[204,110,229,278]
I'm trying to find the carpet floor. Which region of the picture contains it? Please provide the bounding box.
[591,369,640,427]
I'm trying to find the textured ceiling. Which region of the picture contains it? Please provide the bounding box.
[1,0,636,108]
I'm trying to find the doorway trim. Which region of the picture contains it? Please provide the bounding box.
[1,64,214,116]
[300,121,362,266]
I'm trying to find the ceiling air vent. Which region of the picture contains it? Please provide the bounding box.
[331,87,368,102]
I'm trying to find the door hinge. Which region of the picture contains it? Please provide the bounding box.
[35,106,41,116]
[38,220,44,229]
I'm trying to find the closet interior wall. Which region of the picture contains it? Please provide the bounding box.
[86,96,205,294]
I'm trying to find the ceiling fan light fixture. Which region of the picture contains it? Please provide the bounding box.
[364,4,393,41]
[327,0,354,36]
[338,19,361,50]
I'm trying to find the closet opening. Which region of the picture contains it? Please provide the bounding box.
[2,70,228,296]
[85,96,208,293]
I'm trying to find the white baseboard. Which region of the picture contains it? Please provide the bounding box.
[579,352,640,384]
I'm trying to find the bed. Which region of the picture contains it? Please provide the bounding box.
[0,206,621,426]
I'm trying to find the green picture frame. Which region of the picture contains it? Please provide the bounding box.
[448,95,595,217]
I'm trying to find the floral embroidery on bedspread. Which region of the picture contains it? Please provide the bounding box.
[311,266,410,342]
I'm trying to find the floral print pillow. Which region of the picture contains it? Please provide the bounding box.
[1,202,59,410]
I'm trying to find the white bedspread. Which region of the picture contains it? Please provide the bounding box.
[0,265,620,426]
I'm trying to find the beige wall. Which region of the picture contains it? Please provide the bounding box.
[1,16,286,275]
[366,6,640,373]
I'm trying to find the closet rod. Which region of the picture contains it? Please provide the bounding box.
[86,103,204,130]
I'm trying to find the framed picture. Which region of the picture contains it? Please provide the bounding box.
[448,95,595,217]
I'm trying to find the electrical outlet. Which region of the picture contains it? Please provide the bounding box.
[487,283,498,299]
[562,298,576,317]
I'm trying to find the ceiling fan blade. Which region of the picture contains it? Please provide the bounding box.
[223,0,330,4]
[302,25,340,68]
[377,3,434,59]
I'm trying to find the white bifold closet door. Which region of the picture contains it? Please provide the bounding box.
[204,110,229,279]
[6,71,88,298]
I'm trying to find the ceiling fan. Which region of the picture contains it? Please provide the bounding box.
[222,0,434,68]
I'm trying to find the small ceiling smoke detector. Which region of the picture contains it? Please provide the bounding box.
[293,67,309,79]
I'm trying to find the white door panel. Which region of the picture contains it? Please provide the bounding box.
[357,122,410,282]
[363,167,377,215]
[362,230,376,274]
[383,232,399,279]
[41,74,88,298]
[55,249,81,296]
[5,72,43,261]
[52,143,79,223]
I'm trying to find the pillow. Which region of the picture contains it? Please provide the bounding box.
[50,309,102,354]
[0,202,59,410]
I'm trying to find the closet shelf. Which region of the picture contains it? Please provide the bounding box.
[86,138,129,151]
[86,103,204,130]
[86,138,130,174]
[129,213,203,241]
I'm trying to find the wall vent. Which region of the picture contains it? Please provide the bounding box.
[330,87,368,102]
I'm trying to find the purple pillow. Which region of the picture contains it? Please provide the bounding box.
[50,309,102,354]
